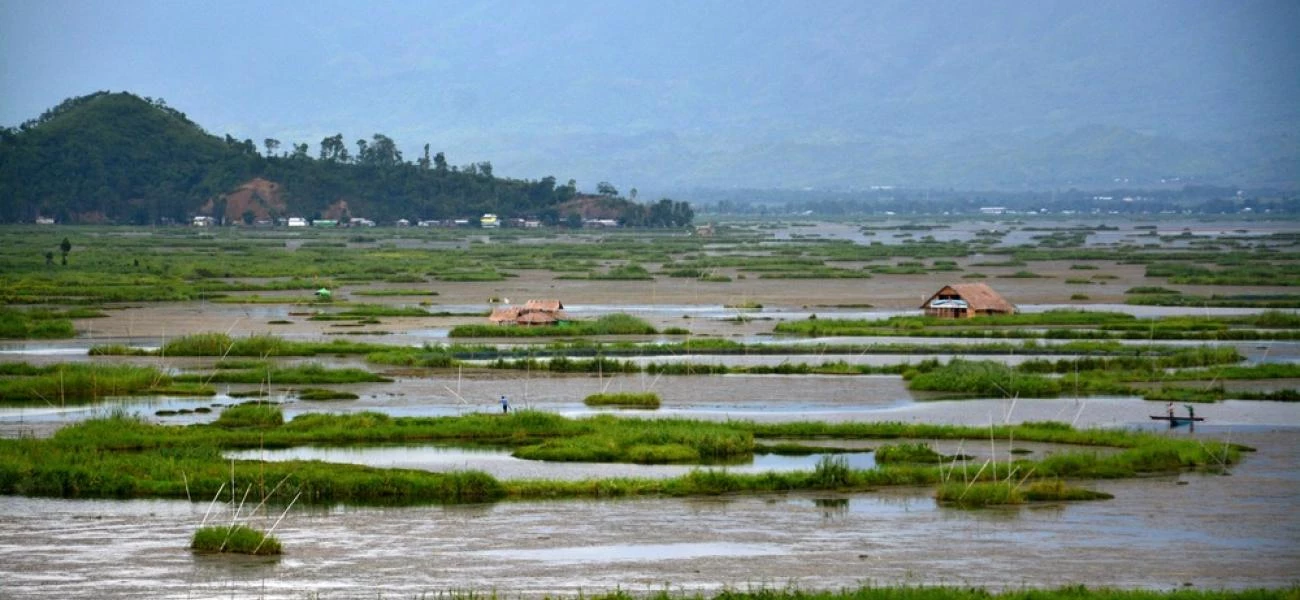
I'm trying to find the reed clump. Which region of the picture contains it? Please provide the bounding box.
[296,388,359,401]
[874,443,946,464]
[214,403,285,428]
[584,392,661,409]
[0,410,1244,506]
[176,363,390,385]
[450,313,657,337]
[905,359,1062,397]
[0,308,78,339]
[91,333,392,357]
[936,479,1112,507]
[191,524,282,555]
[0,363,202,404]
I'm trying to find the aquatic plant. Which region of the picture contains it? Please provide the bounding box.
[583,392,662,409]
[295,388,360,401]
[214,403,285,428]
[0,363,197,404]
[175,363,390,385]
[451,313,657,337]
[874,443,945,464]
[905,359,1062,398]
[191,524,282,555]
[935,479,1113,507]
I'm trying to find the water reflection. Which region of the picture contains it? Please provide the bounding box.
[223,444,877,480]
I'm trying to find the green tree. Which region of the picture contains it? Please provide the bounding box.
[59,237,71,265]
[263,138,280,157]
[597,182,618,196]
[361,134,402,167]
[319,134,348,162]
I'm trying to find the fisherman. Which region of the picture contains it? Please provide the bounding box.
[1184,404,1195,420]
[500,395,510,414]
[1166,402,1175,419]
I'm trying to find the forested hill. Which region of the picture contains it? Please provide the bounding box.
[0,92,692,226]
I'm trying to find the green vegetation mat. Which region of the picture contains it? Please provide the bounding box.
[191,524,282,555]
[0,409,1241,506]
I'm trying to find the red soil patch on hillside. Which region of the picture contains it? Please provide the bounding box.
[200,178,287,222]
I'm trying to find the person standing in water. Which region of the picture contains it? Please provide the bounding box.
[500,395,510,414]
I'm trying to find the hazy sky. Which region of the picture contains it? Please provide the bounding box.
[3,0,1297,190]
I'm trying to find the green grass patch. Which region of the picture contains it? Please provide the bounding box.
[583,392,661,409]
[296,388,360,401]
[0,410,1241,506]
[90,333,393,357]
[451,313,656,337]
[191,524,282,555]
[175,363,390,385]
[905,359,1062,397]
[0,308,80,339]
[936,479,1113,507]
[0,363,210,404]
[214,402,285,428]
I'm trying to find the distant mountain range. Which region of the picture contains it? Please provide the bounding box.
[209,1,1298,193]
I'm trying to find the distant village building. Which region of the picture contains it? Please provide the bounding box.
[287,217,308,227]
[488,299,568,326]
[480,213,500,228]
[920,283,1016,319]
[192,216,215,227]
[35,216,55,225]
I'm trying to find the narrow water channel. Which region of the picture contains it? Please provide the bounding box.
[222,445,878,480]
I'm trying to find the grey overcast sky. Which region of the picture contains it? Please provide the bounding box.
[3,0,1298,191]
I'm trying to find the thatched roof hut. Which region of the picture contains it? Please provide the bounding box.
[920,283,1015,318]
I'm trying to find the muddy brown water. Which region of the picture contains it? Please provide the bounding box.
[3,393,1299,598]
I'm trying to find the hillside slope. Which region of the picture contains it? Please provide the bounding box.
[0,92,666,224]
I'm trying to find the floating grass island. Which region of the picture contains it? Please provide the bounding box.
[191,524,282,555]
[584,391,662,409]
[0,408,1244,507]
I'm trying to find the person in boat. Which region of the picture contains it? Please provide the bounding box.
[1184,404,1195,420]
[1166,402,1175,419]
[500,395,510,414]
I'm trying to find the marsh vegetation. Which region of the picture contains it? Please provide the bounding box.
[0,218,1294,595]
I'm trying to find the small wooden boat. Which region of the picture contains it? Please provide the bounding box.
[1149,415,1205,426]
